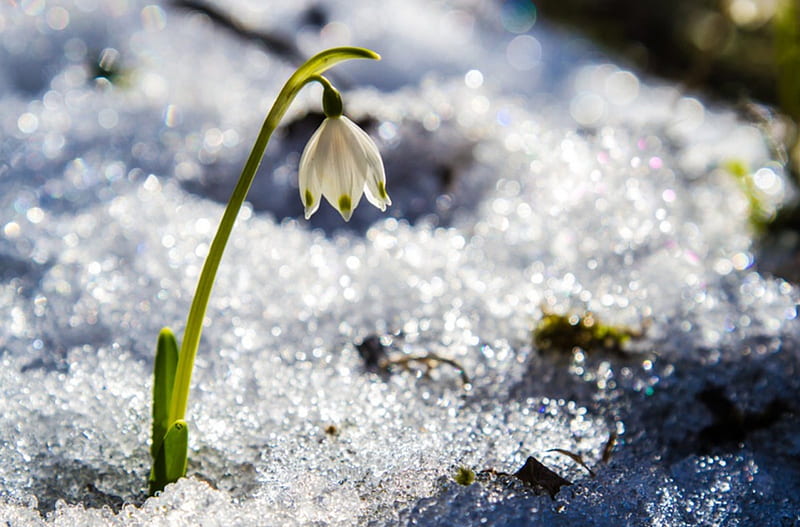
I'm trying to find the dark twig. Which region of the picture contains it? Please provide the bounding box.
[387,353,472,387]
[170,0,304,64]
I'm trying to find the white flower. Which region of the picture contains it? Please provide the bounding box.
[299,115,391,221]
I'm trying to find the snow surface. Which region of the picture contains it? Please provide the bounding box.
[1,0,799,525]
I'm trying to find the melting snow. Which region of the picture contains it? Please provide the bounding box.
[1,1,798,525]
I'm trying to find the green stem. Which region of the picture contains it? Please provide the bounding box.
[311,75,343,118]
[167,47,380,426]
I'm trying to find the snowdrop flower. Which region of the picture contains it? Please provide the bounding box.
[148,47,384,495]
[299,78,391,221]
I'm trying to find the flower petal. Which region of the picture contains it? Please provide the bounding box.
[342,117,391,210]
[297,115,388,221]
[301,171,321,219]
[298,122,326,218]
[316,117,364,221]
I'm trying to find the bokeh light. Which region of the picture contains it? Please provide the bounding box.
[500,0,537,33]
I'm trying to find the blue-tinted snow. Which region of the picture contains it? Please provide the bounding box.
[1,0,798,525]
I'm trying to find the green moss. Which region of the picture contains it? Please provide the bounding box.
[722,159,774,232]
[454,466,476,486]
[533,311,640,354]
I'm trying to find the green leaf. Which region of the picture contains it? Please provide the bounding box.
[148,420,189,495]
[151,328,178,459]
[162,420,189,482]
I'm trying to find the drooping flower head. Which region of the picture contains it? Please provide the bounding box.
[299,77,391,221]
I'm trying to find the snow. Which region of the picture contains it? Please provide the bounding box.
[1,0,798,525]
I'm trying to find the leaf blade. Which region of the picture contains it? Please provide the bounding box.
[151,328,179,459]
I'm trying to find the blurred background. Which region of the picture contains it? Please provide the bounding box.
[2,2,800,523]
[156,0,800,277]
[537,0,800,279]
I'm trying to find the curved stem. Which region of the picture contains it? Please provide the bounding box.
[167,47,380,425]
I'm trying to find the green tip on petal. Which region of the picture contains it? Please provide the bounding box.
[304,189,315,207]
[338,194,352,215]
[377,181,388,200]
